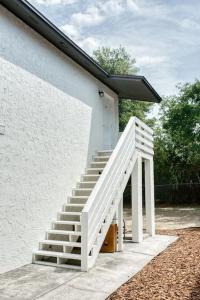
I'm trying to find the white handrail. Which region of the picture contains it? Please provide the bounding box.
[81,117,153,270]
[83,117,135,213]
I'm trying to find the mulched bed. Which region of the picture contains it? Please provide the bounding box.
[107,228,200,300]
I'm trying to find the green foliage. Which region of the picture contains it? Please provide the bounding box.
[155,80,200,184]
[153,125,170,184]
[119,99,152,131]
[93,46,200,189]
[93,45,138,75]
[93,46,152,131]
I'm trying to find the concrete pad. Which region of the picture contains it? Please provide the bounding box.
[0,264,79,300]
[124,234,177,256]
[38,284,108,300]
[0,235,177,300]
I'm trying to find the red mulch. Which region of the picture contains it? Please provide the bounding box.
[107,228,200,300]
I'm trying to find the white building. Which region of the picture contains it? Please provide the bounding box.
[0,0,161,274]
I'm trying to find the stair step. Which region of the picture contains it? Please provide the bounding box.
[63,203,84,212]
[81,174,100,182]
[63,203,85,212]
[93,155,110,162]
[78,181,96,188]
[69,196,88,204]
[97,150,113,156]
[34,250,81,260]
[40,240,81,247]
[70,196,88,200]
[53,220,81,225]
[58,211,81,221]
[59,212,81,216]
[47,229,81,236]
[90,162,107,168]
[64,204,84,208]
[86,168,104,175]
[73,188,92,196]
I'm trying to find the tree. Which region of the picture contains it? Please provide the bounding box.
[93,46,152,131]
[156,81,200,184]
[153,125,170,185]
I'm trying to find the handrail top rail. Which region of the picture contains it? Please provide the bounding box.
[82,117,135,214]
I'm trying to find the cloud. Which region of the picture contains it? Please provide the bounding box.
[70,0,126,30]
[77,36,100,54]
[60,24,79,38]
[127,0,139,12]
[137,55,167,66]
[71,6,105,28]
[179,19,200,31]
[30,0,200,96]
[101,0,125,16]
[59,0,140,43]
[59,0,126,51]
[34,0,78,5]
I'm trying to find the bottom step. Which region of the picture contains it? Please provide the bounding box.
[33,250,82,269]
[34,250,81,260]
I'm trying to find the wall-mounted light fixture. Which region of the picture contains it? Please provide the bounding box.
[99,90,104,97]
[99,90,116,101]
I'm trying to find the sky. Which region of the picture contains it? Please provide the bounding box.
[29,0,200,97]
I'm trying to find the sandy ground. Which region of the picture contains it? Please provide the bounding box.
[124,206,200,232]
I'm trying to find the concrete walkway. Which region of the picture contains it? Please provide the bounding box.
[0,235,177,300]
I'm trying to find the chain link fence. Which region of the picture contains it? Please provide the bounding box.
[123,182,200,206]
[154,183,200,205]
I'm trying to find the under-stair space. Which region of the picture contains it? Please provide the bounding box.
[33,151,112,270]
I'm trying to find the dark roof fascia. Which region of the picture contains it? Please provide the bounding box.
[1,0,162,103]
[109,75,162,102]
[0,0,109,77]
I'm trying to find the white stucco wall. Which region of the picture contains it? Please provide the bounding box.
[0,6,119,274]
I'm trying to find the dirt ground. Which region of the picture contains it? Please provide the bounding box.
[107,206,200,299]
[107,227,200,300]
[124,206,200,231]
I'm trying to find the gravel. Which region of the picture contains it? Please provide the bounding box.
[107,228,200,300]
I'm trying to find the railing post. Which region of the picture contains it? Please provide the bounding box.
[145,157,155,236]
[81,212,89,271]
[117,197,123,251]
[131,153,143,242]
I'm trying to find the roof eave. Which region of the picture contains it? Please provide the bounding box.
[1,0,162,103]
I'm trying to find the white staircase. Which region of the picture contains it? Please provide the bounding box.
[33,117,154,271]
[33,151,112,270]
